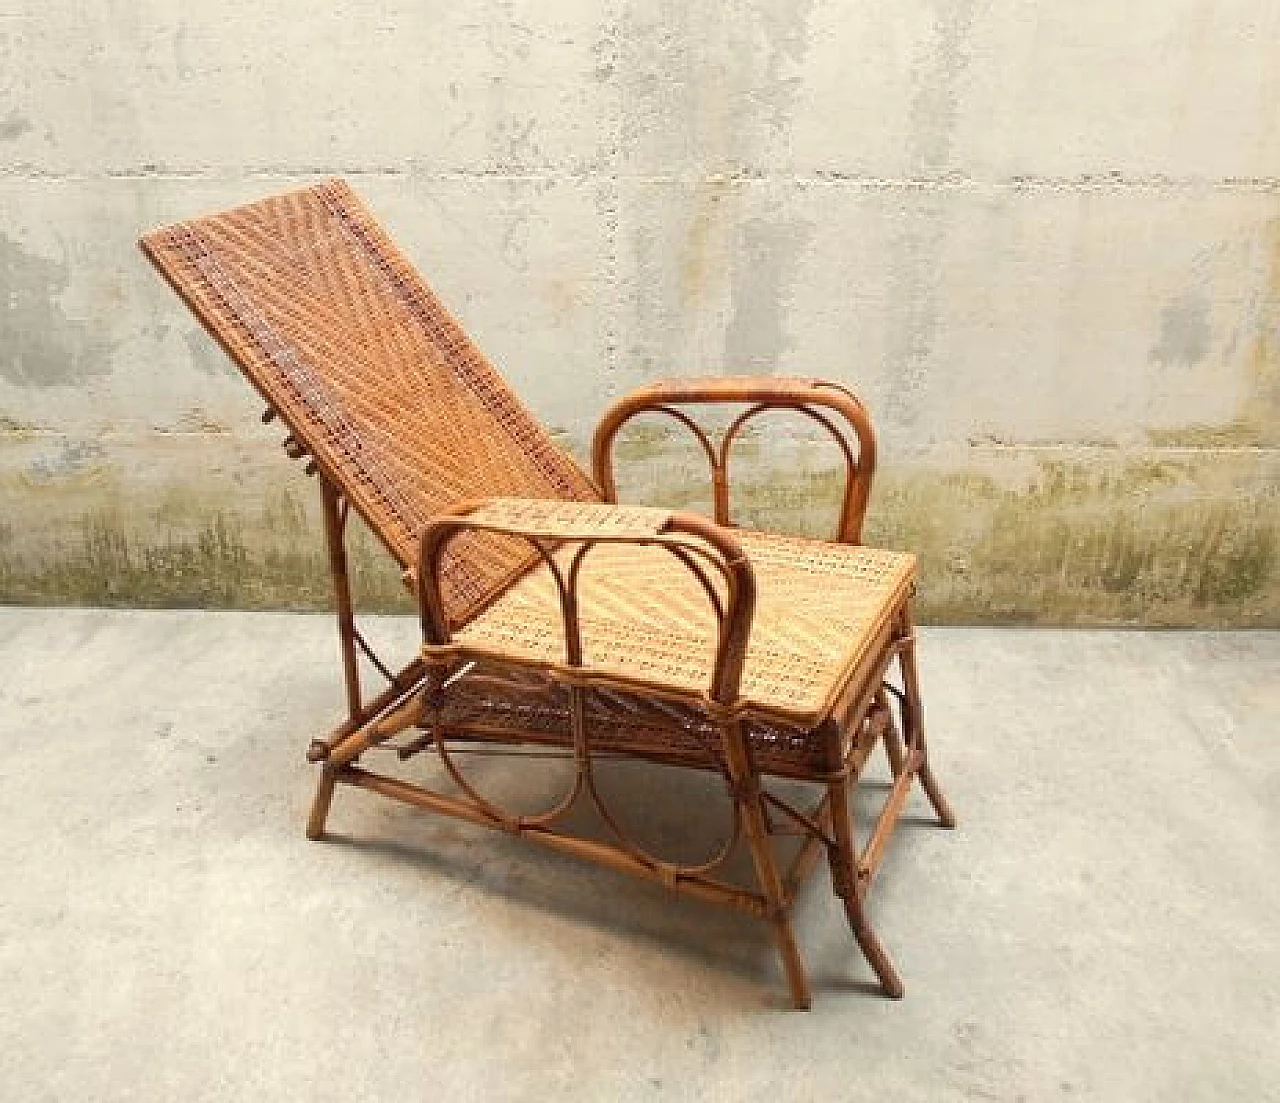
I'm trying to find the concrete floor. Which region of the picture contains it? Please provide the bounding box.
[0,609,1276,1102]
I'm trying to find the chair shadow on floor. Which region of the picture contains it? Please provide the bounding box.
[310,746,930,1008]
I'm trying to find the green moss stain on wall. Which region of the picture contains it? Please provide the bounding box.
[1,432,1275,625]
[615,435,1278,626]
[0,436,413,613]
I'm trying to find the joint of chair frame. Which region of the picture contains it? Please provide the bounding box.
[810,378,871,415]
[698,693,753,726]
[828,848,856,899]
[763,899,790,922]
[541,665,598,689]
[420,642,463,670]
[655,862,680,889]
[887,633,917,654]
[726,772,763,807]
[306,739,331,763]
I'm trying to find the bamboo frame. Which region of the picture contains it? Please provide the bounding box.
[139,182,956,1009]
[302,465,954,1008]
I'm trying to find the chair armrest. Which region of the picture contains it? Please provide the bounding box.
[417,498,756,705]
[591,376,877,543]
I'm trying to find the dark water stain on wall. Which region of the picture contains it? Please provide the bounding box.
[618,0,816,169]
[723,211,815,371]
[0,234,116,387]
[1149,291,1212,368]
[750,0,818,133]
[881,3,978,433]
[0,111,33,142]
[909,1,977,174]
[1149,218,1280,447]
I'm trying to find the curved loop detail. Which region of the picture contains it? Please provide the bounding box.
[422,531,586,830]
[642,404,720,471]
[720,401,862,543]
[418,499,756,707]
[591,376,877,543]
[416,498,759,846]
[585,759,743,879]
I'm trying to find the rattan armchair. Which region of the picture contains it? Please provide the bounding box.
[141,180,955,1009]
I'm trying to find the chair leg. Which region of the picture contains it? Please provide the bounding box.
[306,766,337,841]
[736,791,812,1009]
[879,693,907,779]
[895,622,957,830]
[769,910,812,1012]
[827,777,904,998]
[917,761,956,830]
[842,888,904,999]
[721,721,812,1009]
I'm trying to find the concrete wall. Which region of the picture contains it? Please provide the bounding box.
[2,1,1277,624]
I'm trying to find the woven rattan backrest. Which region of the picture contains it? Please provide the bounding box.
[141,180,598,621]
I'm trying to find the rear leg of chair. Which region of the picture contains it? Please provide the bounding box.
[917,761,956,830]
[306,766,337,840]
[895,619,957,830]
[827,777,904,998]
[877,689,907,779]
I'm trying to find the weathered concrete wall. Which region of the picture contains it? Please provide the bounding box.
[2,1,1277,624]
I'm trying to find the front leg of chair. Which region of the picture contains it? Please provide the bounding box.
[720,718,813,1010]
[826,771,905,998]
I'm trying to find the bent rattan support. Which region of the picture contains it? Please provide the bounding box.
[140,180,956,1009]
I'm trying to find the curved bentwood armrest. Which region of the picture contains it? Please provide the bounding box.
[417,498,757,706]
[591,376,877,544]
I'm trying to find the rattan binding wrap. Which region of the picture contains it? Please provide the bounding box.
[140,179,597,622]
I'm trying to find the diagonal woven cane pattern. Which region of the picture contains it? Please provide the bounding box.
[453,529,915,725]
[140,180,597,620]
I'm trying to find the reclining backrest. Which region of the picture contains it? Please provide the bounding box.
[141,179,598,620]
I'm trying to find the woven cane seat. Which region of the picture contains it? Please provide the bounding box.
[447,525,915,733]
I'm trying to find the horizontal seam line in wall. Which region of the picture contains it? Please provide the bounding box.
[965,443,1279,453]
[2,167,1280,192]
[2,430,1277,454]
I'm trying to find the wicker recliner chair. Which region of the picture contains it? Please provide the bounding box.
[142,180,955,1009]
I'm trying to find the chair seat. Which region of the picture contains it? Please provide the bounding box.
[450,527,916,729]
